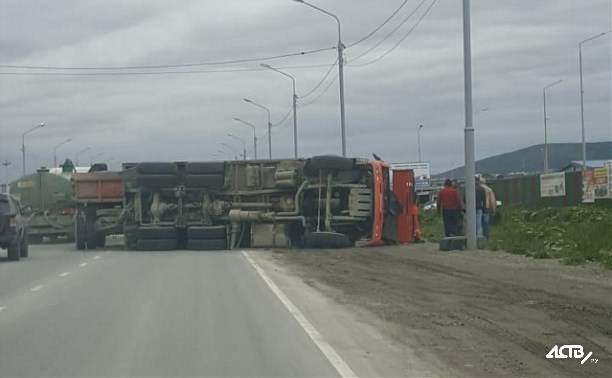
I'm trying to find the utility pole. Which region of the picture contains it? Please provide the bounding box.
[417,124,423,162]
[543,79,563,173]
[462,0,476,250]
[1,160,10,192]
[294,0,346,157]
[579,30,611,171]
[261,64,299,158]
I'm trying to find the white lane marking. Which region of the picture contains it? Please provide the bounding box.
[30,285,45,292]
[79,262,88,267]
[59,272,71,277]
[0,306,6,312]
[93,255,101,260]
[241,251,357,378]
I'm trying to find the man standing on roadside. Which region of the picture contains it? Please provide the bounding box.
[475,177,487,238]
[451,179,465,235]
[480,177,497,240]
[437,179,463,237]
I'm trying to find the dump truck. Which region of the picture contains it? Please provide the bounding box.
[72,168,124,249]
[119,155,418,250]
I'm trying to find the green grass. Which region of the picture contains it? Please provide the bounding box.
[418,205,612,269]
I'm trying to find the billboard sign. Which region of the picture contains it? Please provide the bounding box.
[391,162,431,189]
[582,170,595,203]
[540,172,566,197]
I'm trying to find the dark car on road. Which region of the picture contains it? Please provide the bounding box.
[0,193,29,261]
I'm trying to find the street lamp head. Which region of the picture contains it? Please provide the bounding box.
[39,122,45,127]
[243,98,252,103]
[233,117,241,121]
[419,124,423,129]
[260,63,271,69]
[293,0,304,3]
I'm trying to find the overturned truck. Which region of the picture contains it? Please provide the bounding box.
[117,155,417,251]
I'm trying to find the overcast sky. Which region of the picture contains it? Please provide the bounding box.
[0,0,610,181]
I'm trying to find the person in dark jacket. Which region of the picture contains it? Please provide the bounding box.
[437,179,463,237]
[475,177,487,237]
[451,179,464,235]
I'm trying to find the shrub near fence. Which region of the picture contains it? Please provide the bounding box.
[491,171,611,208]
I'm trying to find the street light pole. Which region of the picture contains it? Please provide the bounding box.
[294,0,346,157]
[417,124,423,162]
[261,63,299,158]
[1,160,11,189]
[228,133,247,160]
[579,30,611,172]
[75,147,91,166]
[21,122,45,176]
[221,142,238,160]
[53,138,72,168]
[543,79,563,173]
[234,117,258,160]
[462,0,476,250]
[244,98,272,159]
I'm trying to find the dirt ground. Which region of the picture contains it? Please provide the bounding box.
[264,243,612,377]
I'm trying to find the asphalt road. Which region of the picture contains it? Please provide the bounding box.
[0,241,341,377]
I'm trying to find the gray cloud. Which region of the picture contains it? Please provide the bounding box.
[0,0,610,182]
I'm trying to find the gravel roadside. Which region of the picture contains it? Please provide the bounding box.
[263,243,612,377]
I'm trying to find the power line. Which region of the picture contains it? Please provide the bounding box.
[0,63,336,77]
[272,107,293,126]
[346,0,411,48]
[349,0,438,67]
[298,58,338,98]
[0,46,336,71]
[299,73,339,108]
[275,113,294,131]
[347,0,428,65]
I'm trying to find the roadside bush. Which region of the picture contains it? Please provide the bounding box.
[485,206,612,268]
[419,210,444,243]
[418,205,612,268]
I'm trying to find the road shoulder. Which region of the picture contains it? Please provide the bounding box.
[247,249,441,377]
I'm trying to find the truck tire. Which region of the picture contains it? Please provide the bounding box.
[97,235,106,248]
[136,174,179,188]
[187,238,227,251]
[187,225,227,240]
[185,162,225,174]
[137,239,177,251]
[75,205,87,250]
[137,227,177,240]
[184,174,224,188]
[124,224,138,250]
[86,206,98,250]
[306,155,353,171]
[20,236,29,258]
[7,240,20,261]
[305,231,352,248]
[136,162,179,175]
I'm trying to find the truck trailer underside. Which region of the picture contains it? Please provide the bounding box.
[75,156,417,251]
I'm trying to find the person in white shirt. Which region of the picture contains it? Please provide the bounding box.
[480,177,497,240]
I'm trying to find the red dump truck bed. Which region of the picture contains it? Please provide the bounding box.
[73,172,123,204]
[72,171,124,250]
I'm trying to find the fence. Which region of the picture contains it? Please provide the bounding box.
[490,171,611,208]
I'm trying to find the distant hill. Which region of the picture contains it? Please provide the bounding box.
[435,141,612,178]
